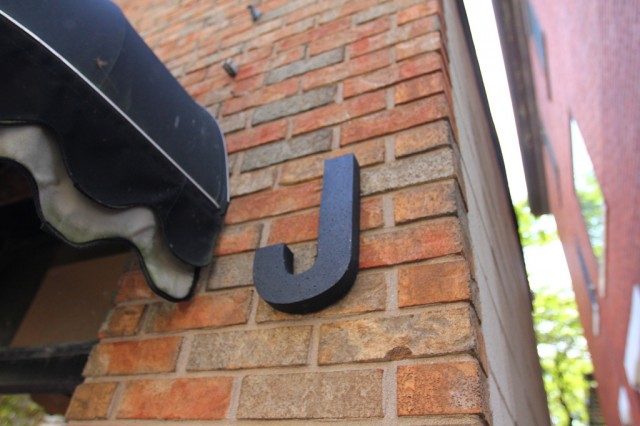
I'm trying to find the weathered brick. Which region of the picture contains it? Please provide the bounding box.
[226,119,287,153]
[309,16,391,56]
[252,85,337,125]
[394,179,459,224]
[344,51,443,98]
[319,304,476,365]
[292,90,387,135]
[278,17,351,51]
[117,377,233,420]
[342,94,449,146]
[260,0,316,23]
[145,289,252,333]
[226,179,322,224]
[115,271,156,304]
[360,217,464,269]
[237,370,383,419]
[84,336,181,376]
[349,15,439,58]
[214,223,262,256]
[303,48,391,91]
[317,0,377,24]
[66,382,117,420]
[398,0,440,25]
[267,48,344,84]
[268,196,383,244]
[219,111,247,134]
[231,73,266,95]
[397,361,485,416]
[280,138,385,185]
[188,326,312,370]
[397,31,442,61]
[230,167,276,197]
[395,119,453,158]
[362,148,455,195]
[399,256,471,307]
[222,77,298,115]
[256,270,386,322]
[100,304,145,338]
[395,72,446,104]
[207,251,255,290]
[242,129,332,171]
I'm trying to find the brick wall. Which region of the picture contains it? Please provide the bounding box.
[64,0,542,423]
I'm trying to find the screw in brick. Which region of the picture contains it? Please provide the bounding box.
[248,5,262,22]
[222,58,238,78]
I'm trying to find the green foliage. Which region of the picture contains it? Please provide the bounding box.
[514,200,558,246]
[516,201,593,425]
[0,395,44,426]
[534,286,592,425]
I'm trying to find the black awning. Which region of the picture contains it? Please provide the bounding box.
[0,0,229,300]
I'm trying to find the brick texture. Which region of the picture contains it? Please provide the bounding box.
[69,0,492,424]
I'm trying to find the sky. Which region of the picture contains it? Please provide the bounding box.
[462,0,572,291]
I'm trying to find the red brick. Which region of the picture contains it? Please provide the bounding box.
[395,72,446,104]
[67,382,117,420]
[292,90,387,135]
[146,288,252,333]
[225,119,287,153]
[395,120,452,158]
[397,361,485,416]
[279,17,351,51]
[235,58,268,81]
[84,336,181,376]
[309,16,390,56]
[398,1,440,25]
[344,51,443,97]
[269,45,306,70]
[238,45,273,66]
[280,138,386,185]
[303,48,391,91]
[100,304,145,338]
[223,78,298,115]
[118,377,233,420]
[360,217,464,269]
[214,223,262,256]
[268,197,383,244]
[115,271,156,304]
[341,94,450,145]
[226,180,322,224]
[393,179,459,224]
[318,0,378,23]
[231,73,266,95]
[398,257,471,307]
[397,32,442,61]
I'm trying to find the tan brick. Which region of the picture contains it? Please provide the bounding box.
[256,270,386,322]
[280,138,385,185]
[117,377,233,420]
[252,85,337,125]
[226,179,322,224]
[145,289,252,333]
[344,51,443,98]
[225,119,287,153]
[398,257,471,308]
[214,223,262,256]
[188,326,312,370]
[360,217,464,269]
[100,304,145,338]
[267,197,383,244]
[230,167,275,197]
[207,251,255,290]
[319,304,476,365]
[222,77,298,115]
[84,336,181,376]
[361,148,456,195]
[395,120,452,158]
[292,90,387,135]
[237,370,383,419]
[67,382,117,420]
[115,271,156,304]
[394,179,459,224]
[341,94,449,145]
[397,361,485,416]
